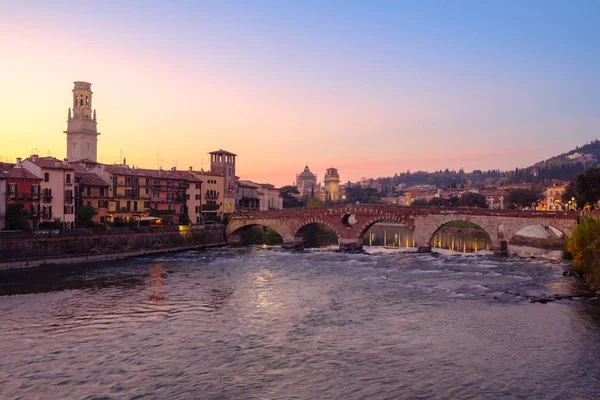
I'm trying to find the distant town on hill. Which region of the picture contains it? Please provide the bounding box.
[368,140,600,190]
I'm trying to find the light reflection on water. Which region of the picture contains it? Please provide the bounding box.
[0,247,599,399]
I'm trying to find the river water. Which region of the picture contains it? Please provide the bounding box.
[1,247,600,399]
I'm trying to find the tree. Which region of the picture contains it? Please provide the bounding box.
[505,188,543,210]
[5,203,30,231]
[307,198,323,208]
[279,185,304,208]
[565,167,600,209]
[76,205,97,228]
[458,192,488,208]
[344,186,381,204]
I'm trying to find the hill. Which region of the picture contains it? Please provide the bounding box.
[372,140,600,190]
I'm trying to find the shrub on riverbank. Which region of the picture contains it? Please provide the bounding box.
[566,217,600,289]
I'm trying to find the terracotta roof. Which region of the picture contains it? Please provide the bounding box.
[238,180,261,188]
[103,165,202,182]
[0,165,42,181]
[209,149,237,156]
[191,170,223,177]
[76,172,110,186]
[25,156,74,170]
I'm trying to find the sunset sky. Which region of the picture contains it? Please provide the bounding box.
[1,0,599,186]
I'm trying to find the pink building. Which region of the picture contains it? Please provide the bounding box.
[22,156,75,229]
[0,161,42,230]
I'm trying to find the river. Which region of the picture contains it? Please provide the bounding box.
[1,247,599,399]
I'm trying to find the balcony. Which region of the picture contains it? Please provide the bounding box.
[205,192,220,200]
[201,204,221,211]
[7,192,38,200]
[150,209,176,215]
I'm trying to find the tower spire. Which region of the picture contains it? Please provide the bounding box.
[64,81,100,162]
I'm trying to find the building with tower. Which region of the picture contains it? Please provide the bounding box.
[65,81,100,162]
[209,150,237,213]
[324,167,340,201]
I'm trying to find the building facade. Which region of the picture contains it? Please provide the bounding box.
[237,180,261,211]
[191,171,224,222]
[545,184,567,211]
[0,162,42,230]
[74,169,112,225]
[65,81,100,162]
[257,183,283,211]
[22,156,75,229]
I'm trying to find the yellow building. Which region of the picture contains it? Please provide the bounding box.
[324,167,340,201]
[191,171,225,221]
[545,184,567,211]
[74,170,112,224]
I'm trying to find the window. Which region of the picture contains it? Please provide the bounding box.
[8,184,16,198]
[99,187,105,196]
[86,187,92,197]
[127,201,131,212]
[65,174,71,184]
[31,185,40,198]
[195,183,200,189]
[134,201,138,212]
[87,201,92,207]
[44,172,49,182]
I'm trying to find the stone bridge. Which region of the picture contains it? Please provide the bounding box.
[225,205,579,253]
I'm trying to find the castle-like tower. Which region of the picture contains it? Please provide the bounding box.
[324,167,340,201]
[65,81,99,162]
[210,149,237,212]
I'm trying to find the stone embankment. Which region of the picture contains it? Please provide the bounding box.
[0,225,226,270]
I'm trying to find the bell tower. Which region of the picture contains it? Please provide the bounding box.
[65,81,100,162]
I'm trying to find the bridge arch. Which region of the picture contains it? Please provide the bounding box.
[228,223,285,245]
[505,223,569,249]
[429,220,494,252]
[291,219,342,249]
[413,214,500,252]
[357,216,410,239]
[293,219,341,237]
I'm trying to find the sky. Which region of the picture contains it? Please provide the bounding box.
[0,0,599,186]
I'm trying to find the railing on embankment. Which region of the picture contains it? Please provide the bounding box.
[0,225,226,262]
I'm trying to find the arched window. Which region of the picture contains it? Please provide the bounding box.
[74,96,78,107]
[86,96,89,106]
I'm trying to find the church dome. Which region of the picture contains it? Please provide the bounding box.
[298,165,316,180]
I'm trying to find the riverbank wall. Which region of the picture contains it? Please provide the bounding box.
[0,225,226,270]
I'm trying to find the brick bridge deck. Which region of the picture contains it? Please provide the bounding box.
[225,205,580,253]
